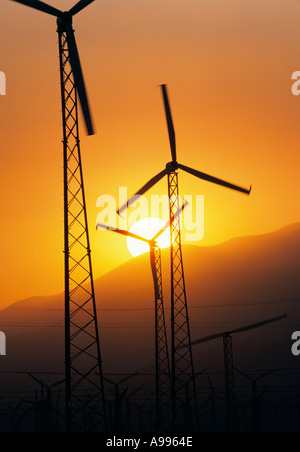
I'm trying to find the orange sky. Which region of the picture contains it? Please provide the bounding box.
[1,0,300,308]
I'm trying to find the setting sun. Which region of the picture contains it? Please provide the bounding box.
[127,217,171,257]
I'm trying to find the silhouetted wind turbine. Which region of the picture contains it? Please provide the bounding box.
[27,373,65,432]
[11,0,106,432]
[27,373,65,399]
[103,372,139,432]
[13,0,95,134]
[97,202,187,431]
[183,314,287,431]
[118,85,251,217]
[117,84,252,431]
[234,367,277,432]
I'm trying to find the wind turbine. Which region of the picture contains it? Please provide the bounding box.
[26,373,65,432]
[11,0,106,432]
[234,367,277,432]
[117,84,252,431]
[97,202,187,431]
[184,314,287,431]
[103,372,139,432]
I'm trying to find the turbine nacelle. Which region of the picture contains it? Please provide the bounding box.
[166,161,179,173]
[57,12,73,32]
[99,201,187,249]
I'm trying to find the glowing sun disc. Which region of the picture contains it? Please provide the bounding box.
[127,217,171,257]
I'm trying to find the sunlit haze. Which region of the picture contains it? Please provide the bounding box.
[127,217,170,257]
[1,0,300,307]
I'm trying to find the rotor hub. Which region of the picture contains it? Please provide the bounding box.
[57,11,73,32]
[166,161,179,173]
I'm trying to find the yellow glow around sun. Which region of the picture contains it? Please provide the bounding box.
[127,217,171,257]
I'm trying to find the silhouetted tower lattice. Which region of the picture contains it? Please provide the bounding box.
[58,24,106,432]
[97,206,191,431]
[167,171,198,431]
[223,333,236,431]
[187,314,287,431]
[151,244,172,431]
[12,0,107,432]
[117,84,252,431]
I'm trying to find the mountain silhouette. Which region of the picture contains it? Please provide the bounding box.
[0,223,299,405]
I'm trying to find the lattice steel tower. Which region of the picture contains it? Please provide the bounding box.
[118,84,251,431]
[151,244,172,430]
[188,314,286,431]
[12,0,107,432]
[96,209,193,431]
[167,170,198,431]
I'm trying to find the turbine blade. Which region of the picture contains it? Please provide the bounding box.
[119,372,139,385]
[97,224,152,245]
[234,367,253,382]
[231,314,287,335]
[70,0,95,16]
[11,0,62,17]
[190,332,225,347]
[180,314,287,350]
[177,331,225,350]
[117,168,168,216]
[27,373,45,387]
[102,375,115,386]
[178,163,252,195]
[51,379,65,389]
[152,200,188,242]
[256,369,277,382]
[65,22,94,135]
[161,84,177,162]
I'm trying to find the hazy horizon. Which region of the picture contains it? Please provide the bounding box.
[1,0,300,307]
[1,220,299,311]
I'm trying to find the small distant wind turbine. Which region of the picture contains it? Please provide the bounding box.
[27,373,65,432]
[117,84,252,431]
[11,0,106,432]
[27,373,65,403]
[103,372,139,432]
[97,202,187,430]
[183,314,287,431]
[234,367,277,432]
